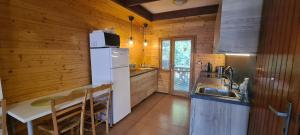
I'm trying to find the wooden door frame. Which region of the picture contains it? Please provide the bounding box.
[159,36,196,97]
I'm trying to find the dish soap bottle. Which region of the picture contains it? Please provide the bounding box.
[239,78,249,102]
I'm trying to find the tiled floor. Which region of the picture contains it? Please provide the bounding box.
[96,93,190,135]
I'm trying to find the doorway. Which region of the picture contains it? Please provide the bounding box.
[160,37,194,96]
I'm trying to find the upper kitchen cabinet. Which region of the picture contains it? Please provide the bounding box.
[214,0,263,54]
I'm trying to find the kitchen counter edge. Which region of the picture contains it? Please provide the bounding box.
[130,68,158,77]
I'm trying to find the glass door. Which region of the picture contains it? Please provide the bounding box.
[171,39,192,96]
[160,37,194,96]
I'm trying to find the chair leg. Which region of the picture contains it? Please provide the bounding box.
[91,114,96,135]
[70,128,74,135]
[106,111,109,134]
[106,120,109,134]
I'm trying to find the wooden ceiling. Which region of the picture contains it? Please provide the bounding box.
[112,0,219,21]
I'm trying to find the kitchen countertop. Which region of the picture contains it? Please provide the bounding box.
[130,68,158,77]
[191,72,250,106]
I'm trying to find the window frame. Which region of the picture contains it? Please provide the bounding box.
[159,38,172,71]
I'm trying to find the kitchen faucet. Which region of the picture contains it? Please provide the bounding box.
[224,66,234,90]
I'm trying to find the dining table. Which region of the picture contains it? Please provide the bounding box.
[7,84,112,135]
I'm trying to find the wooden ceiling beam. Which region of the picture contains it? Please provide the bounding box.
[112,0,218,21]
[129,5,153,21]
[152,4,219,21]
[112,0,153,21]
[126,0,159,7]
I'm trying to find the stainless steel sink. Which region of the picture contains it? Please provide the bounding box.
[196,87,239,99]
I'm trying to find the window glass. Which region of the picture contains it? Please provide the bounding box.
[161,40,171,70]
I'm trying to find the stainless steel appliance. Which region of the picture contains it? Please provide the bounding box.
[216,66,225,76]
[90,30,120,48]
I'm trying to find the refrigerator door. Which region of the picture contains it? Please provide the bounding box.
[111,66,131,124]
[111,48,129,69]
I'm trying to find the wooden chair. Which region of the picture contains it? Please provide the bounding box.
[85,84,112,135]
[0,79,7,135]
[0,99,7,135]
[37,90,88,135]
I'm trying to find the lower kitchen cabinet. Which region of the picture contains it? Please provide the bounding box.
[130,70,158,108]
[190,98,250,135]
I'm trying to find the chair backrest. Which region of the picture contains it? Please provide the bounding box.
[88,84,112,108]
[0,100,7,135]
[50,90,88,135]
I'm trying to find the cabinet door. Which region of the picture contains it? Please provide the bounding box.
[218,0,263,53]
[190,98,249,135]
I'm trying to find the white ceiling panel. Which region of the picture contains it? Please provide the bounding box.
[142,0,219,14]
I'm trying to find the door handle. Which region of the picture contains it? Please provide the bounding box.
[268,102,292,135]
[269,105,289,117]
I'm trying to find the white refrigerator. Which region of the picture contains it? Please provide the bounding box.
[90,48,131,124]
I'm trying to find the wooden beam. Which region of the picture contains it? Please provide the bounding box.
[112,0,218,21]
[126,0,159,7]
[129,5,153,21]
[152,5,219,21]
[112,0,153,21]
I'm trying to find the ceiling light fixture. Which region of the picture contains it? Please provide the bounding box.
[128,16,134,45]
[143,23,148,47]
[173,0,187,5]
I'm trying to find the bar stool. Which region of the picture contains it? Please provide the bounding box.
[85,84,112,135]
[37,90,88,135]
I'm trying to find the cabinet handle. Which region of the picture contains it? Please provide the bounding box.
[268,102,292,135]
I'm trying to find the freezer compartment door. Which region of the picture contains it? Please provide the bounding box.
[111,48,129,68]
[112,67,131,124]
[90,49,111,85]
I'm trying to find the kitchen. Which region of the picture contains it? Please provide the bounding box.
[0,0,300,135]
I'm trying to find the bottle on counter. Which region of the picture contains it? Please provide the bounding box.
[239,78,249,102]
[207,62,213,72]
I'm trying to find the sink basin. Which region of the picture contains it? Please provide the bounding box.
[196,87,239,99]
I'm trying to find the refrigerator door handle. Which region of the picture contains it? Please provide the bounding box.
[268,102,292,135]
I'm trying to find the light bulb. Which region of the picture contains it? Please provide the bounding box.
[129,37,134,45]
[144,40,148,47]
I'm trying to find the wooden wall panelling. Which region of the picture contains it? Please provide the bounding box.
[269,0,295,134]
[248,0,300,134]
[0,0,148,104]
[258,0,277,134]
[259,0,284,134]
[248,0,275,133]
[265,0,284,133]
[286,0,300,133]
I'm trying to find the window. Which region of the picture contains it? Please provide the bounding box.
[161,40,171,70]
